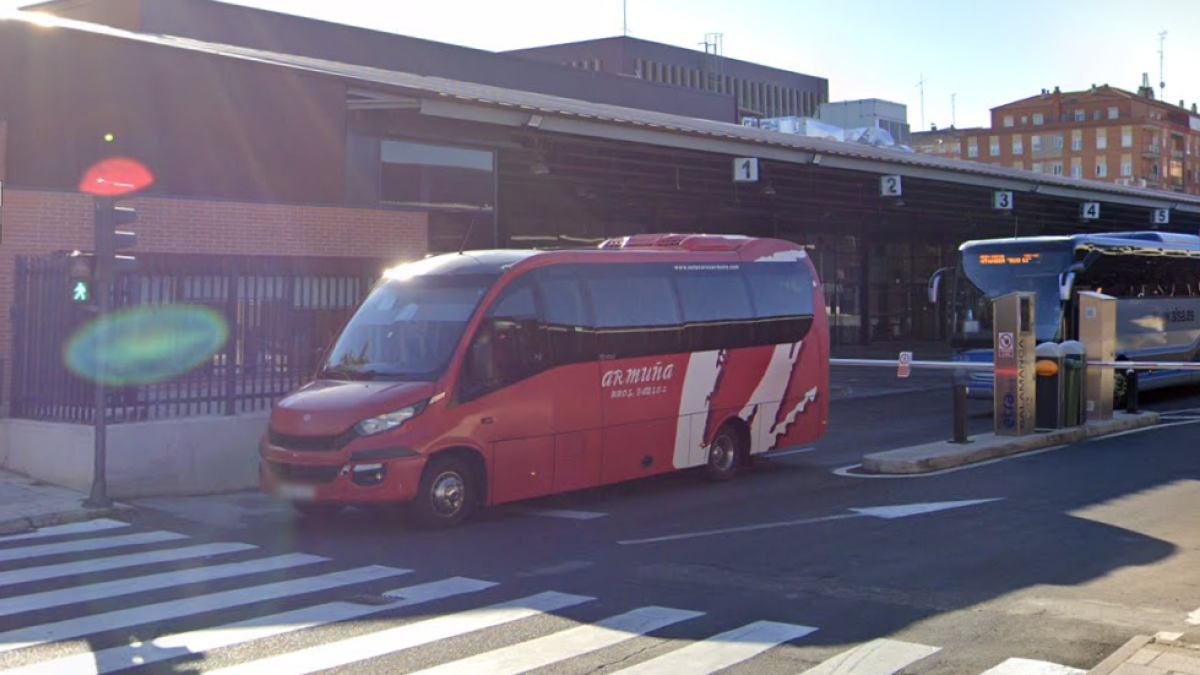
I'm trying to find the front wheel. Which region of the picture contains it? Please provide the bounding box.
[409,455,477,530]
[704,424,745,482]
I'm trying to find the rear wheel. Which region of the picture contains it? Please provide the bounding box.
[704,424,744,482]
[409,455,476,529]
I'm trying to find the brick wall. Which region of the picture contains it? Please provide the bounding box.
[0,188,429,406]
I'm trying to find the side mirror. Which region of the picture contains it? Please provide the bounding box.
[468,331,497,385]
[928,267,953,304]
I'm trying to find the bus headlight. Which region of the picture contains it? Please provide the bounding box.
[354,400,428,436]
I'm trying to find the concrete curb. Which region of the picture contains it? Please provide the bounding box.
[861,411,1162,474]
[1088,634,1154,675]
[0,503,133,538]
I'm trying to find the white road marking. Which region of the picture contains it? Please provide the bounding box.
[514,507,608,521]
[200,591,594,675]
[0,530,188,563]
[798,638,940,674]
[0,577,497,675]
[619,500,1001,545]
[1089,418,1200,440]
[0,518,129,542]
[408,606,704,675]
[0,553,325,618]
[0,543,258,588]
[979,657,1085,674]
[1186,606,1200,625]
[832,445,1070,479]
[607,620,817,674]
[515,560,595,578]
[0,565,406,654]
[851,499,1003,520]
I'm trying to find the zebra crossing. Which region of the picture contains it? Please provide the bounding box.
[0,518,1086,675]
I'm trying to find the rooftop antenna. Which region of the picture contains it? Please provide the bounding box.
[916,73,927,131]
[457,217,476,255]
[1158,30,1167,100]
[951,93,956,128]
[623,0,627,37]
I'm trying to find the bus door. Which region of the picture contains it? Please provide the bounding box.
[458,275,557,505]
[585,266,685,485]
[533,266,604,494]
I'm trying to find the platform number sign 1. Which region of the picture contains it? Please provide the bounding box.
[880,175,903,197]
[1152,208,1170,225]
[993,191,1013,211]
[1080,202,1101,221]
[733,158,759,183]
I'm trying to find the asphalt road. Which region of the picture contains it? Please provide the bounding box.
[5,378,1200,675]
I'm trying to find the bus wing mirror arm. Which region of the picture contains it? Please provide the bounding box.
[928,267,953,304]
[1059,270,1078,302]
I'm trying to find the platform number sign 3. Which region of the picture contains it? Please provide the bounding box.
[993,191,1013,210]
[1080,202,1101,220]
[733,158,759,183]
[1152,208,1170,225]
[880,175,903,197]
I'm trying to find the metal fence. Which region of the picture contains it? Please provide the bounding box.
[12,254,388,424]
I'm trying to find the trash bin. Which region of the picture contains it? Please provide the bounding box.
[1035,342,1064,430]
[1060,340,1087,426]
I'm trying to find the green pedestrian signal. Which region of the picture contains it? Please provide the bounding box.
[72,280,91,304]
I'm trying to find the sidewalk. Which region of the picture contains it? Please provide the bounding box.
[0,468,127,536]
[1088,632,1200,674]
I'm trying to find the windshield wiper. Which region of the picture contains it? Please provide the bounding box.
[318,366,379,381]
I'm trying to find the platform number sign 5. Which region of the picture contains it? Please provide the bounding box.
[880,175,903,197]
[1152,208,1170,225]
[1080,202,1101,220]
[993,191,1013,210]
[733,158,759,183]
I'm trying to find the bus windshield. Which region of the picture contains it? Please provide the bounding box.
[957,243,1074,344]
[320,274,496,381]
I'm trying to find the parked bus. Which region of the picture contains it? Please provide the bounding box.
[260,234,830,528]
[928,231,1200,401]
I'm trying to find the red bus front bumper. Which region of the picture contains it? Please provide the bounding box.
[259,440,426,505]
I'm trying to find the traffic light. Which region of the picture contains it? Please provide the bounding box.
[94,196,140,279]
[68,252,95,305]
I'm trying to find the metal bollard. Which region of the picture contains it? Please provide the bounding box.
[952,383,969,444]
[1125,368,1140,414]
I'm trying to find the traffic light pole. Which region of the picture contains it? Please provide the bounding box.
[84,198,114,509]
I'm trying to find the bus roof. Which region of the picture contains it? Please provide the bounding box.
[960,231,1200,256]
[385,234,805,279]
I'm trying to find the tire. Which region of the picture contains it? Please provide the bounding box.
[409,455,476,530]
[704,424,744,482]
[291,501,344,519]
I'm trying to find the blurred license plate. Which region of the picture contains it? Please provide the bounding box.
[278,483,315,501]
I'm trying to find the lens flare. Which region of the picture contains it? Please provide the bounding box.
[65,305,229,386]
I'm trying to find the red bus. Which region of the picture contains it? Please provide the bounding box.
[260,234,830,528]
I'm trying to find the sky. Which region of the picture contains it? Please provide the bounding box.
[4,0,1199,130]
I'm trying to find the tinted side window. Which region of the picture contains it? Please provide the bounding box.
[673,265,755,351]
[745,262,816,345]
[462,277,545,399]
[584,265,684,359]
[533,266,595,367]
[674,266,753,322]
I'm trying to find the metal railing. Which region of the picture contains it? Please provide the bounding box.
[830,356,1198,442]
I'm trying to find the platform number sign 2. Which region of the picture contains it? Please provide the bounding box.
[1080,202,1101,221]
[993,191,1013,211]
[733,158,759,183]
[1152,208,1170,225]
[880,175,903,197]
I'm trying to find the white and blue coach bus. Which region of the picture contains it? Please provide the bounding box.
[928,231,1200,403]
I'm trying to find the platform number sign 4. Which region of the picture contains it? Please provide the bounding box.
[880,175,903,197]
[1080,202,1101,220]
[734,158,759,183]
[993,191,1013,210]
[1152,208,1170,225]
